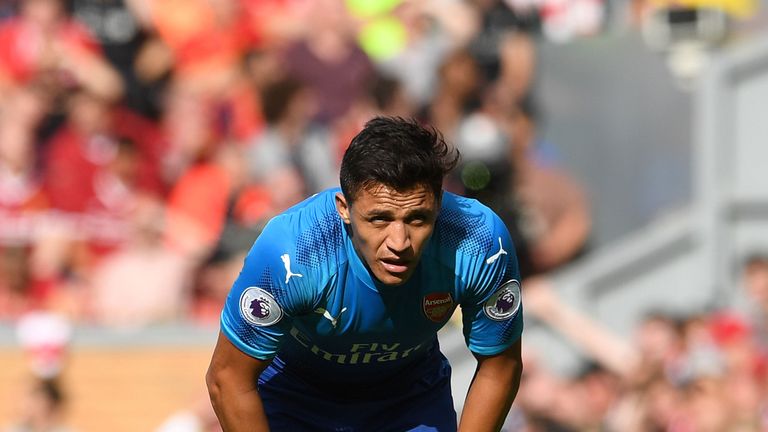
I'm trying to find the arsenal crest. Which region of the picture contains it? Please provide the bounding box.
[423,293,455,323]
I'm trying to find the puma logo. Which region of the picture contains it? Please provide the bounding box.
[314,307,347,328]
[281,254,303,284]
[485,237,508,264]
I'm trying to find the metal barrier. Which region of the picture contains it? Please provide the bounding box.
[522,33,768,376]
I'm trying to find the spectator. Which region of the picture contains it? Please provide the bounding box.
[0,86,50,316]
[630,311,697,390]
[132,0,265,182]
[681,373,733,431]
[43,90,165,215]
[734,253,768,345]
[188,191,266,325]
[130,0,253,85]
[0,0,16,20]
[367,73,417,119]
[239,0,306,50]
[3,377,75,432]
[279,0,374,125]
[517,275,768,431]
[6,314,75,431]
[495,31,537,109]
[523,277,641,379]
[0,0,123,101]
[42,90,165,266]
[467,0,540,83]
[371,0,480,109]
[15,311,71,379]
[247,77,337,199]
[426,48,483,142]
[493,95,592,276]
[89,196,190,327]
[451,109,534,278]
[164,144,271,260]
[332,72,418,164]
[511,349,579,431]
[71,0,161,117]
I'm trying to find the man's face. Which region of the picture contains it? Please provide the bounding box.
[335,184,439,286]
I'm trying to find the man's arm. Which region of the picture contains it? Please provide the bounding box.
[206,331,272,432]
[459,339,523,432]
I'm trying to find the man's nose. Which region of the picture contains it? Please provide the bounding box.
[386,222,411,252]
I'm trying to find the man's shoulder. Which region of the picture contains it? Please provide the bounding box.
[435,191,504,251]
[428,191,514,282]
[269,189,339,227]
[262,189,346,268]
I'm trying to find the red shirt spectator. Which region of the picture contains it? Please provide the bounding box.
[0,0,122,101]
[148,0,255,79]
[0,14,99,85]
[43,92,166,257]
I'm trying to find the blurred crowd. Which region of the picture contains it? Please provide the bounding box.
[0,0,593,328]
[0,0,765,431]
[511,254,768,431]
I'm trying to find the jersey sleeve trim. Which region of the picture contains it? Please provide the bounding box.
[221,312,279,361]
[467,310,524,356]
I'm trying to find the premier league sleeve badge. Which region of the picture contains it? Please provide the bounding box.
[483,280,521,321]
[240,287,284,327]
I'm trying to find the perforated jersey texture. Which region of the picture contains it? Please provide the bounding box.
[436,207,493,257]
[296,212,344,268]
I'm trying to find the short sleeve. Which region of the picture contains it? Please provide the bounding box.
[460,213,524,356]
[220,216,316,360]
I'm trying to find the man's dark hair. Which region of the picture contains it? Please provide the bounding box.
[340,117,460,202]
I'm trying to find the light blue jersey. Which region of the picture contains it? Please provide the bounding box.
[221,188,523,399]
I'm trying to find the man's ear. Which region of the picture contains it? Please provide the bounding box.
[335,192,351,224]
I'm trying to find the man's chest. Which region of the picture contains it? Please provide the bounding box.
[288,266,460,359]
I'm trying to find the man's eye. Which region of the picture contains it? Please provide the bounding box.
[409,218,425,226]
[407,214,432,226]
